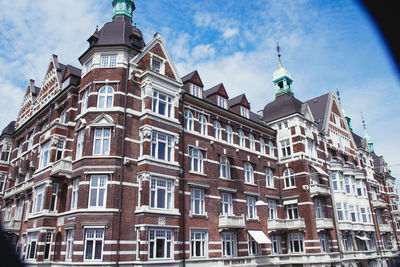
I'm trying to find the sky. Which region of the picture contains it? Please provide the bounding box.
[0,1,399,180]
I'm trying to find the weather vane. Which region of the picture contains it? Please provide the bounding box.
[276,41,281,63]
[336,89,341,103]
[361,112,366,130]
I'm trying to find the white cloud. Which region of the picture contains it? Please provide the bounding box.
[222,28,239,39]
[191,44,215,61]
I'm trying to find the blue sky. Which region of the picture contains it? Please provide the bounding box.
[0,0,399,178]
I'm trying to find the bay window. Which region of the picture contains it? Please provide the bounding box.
[149,229,172,259]
[151,131,173,161]
[100,54,117,68]
[280,138,291,157]
[26,232,39,259]
[150,178,173,210]
[93,128,111,155]
[76,130,84,159]
[97,86,114,108]
[89,175,107,208]
[40,141,51,168]
[81,90,88,113]
[55,139,64,161]
[271,235,281,254]
[33,185,45,214]
[286,204,299,219]
[152,91,172,117]
[66,229,75,260]
[71,178,79,209]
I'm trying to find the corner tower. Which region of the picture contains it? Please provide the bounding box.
[273,44,293,97]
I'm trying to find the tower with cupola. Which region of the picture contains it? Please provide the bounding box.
[273,44,294,97]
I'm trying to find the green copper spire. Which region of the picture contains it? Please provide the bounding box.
[362,112,374,152]
[273,43,293,97]
[337,90,352,130]
[112,0,135,19]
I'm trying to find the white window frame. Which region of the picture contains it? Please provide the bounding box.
[93,128,111,155]
[81,90,88,113]
[238,130,245,147]
[28,134,34,150]
[249,134,255,151]
[259,138,265,154]
[100,54,117,68]
[221,193,233,215]
[219,156,231,179]
[65,229,75,261]
[190,83,202,98]
[246,197,257,220]
[151,131,173,162]
[26,232,39,260]
[189,148,203,173]
[217,95,228,109]
[88,175,107,208]
[44,231,52,260]
[198,115,207,135]
[33,185,45,214]
[60,110,67,124]
[244,162,254,184]
[271,235,281,254]
[148,228,173,259]
[71,178,79,210]
[40,141,51,169]
[283,168,295,188]
[152,90,172,118]
[268,199,277,219]
[280,138,291,157]
[84,228,104,261]
[97,86,114,109]
[190,230,207,258]
[214,121,221,140]
[288,233,304,253]
[184,110,194,131]
[240,106,250,118]
[150,178,173,210]
[226,125,233,144]
[248,235,260,255]
[5,202,12,221]
[84,58,92,74]
[286,204,299,219]
[319,233,329,253]
[268,141,274,155]
[76,130,84,159]
[191,188,205,216]
[337,203,344,221]
[16,199,23,220]
[222,232,236,257]
[55,139,65,161]
[49,184,59,212]
[314,199,324,219]
[265,168,274,188]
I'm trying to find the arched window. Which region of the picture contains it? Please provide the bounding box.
[238,130,245,147]
[249,134,255,151]
[184,110,194,131]
[81,90,88,113]
[244,162,254,184]
[220,157,231,179]
[259,138,265,154]
[97,86,114,108]
[226,125,233,144]
[283,168,295,188]
[189,148,203,173]
[214,121,221,140]
[265,168,274,188]
[268,141,274,155]
[60,110,67,124]
[199,115,207,135]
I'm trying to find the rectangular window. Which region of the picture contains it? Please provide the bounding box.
[71,179,79,210]
[149,229,172,259]
[319,233,329,253]
[248,235,260,255]
[288,233,304,253]
[100,54,117,68]
[240,106,250,118]
[191,231,207,258]
[81,91,88,113]
[93,128,111,155]
[222,232,236,257]
[190,84,202,99]
[26,232,39,259]
[5,202,12,221]
[345,176,351,194]
[286,204,299,219]
[247,197,257,219]
[85,59,92,73]
[265,169,274,188]
[49,184,59,212]
[151,131,173,161]
[191,188,205,215]
[314,199,324,218]
[16,199,23,220]
[271,235,281,254]
[221,193,233,215]
[152,91,172,117]
[76,130,84,159]
[337,203,343,221]
[361,208,367,223]
[217,95,228,109]
[55,140,64,161]
[89,175,107,208]
[0,174,6,193]
[343,234,353,251]
[268,200,277,219]
[44,232,52,260]
[150,178,173,210]
[66,229,75,260]
[33,185,45,214]
[84,228,104,260]
[151,58,162,72]
[356,180,363,196]
[280,139,291,157]
[343,203,349,221]
[1,145,11,161]
[331,173,338,191]
[40,141,51,168]
[350,205,356,222]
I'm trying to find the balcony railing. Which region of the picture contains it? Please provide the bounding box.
[4,179,34,199]
[379,224,392,233]
[372,199,387,209]
[2,219,21,232]
[316,218,334,229]
[51,158,72,178]
[310,184,331,197]
[338,221,375,232]
[267,218,305,231]
[218,214,246,229]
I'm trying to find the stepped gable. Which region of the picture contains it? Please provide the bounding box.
[263,92,304,123]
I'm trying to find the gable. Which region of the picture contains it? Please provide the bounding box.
[150,43,167,59]
[218,85,228,98]
[241,95,250,108]
[331,100,341,116]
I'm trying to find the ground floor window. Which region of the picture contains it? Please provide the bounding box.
[342,234,353,251]
[44,231,52,260]
[191,231,207,258]
[319,233,329,252]
[222,232,236,257]
[271,235,281,254]
[149,229,173,259]
[84,228,104,260]
[288,233,304,253]
[66,229,75,260]
[248,235,260,255]
[26,232,39,259]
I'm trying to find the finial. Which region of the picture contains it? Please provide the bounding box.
[96,25,99,31]
[361,112,366,130]
[276,41,282,64]
[336,89,341,103]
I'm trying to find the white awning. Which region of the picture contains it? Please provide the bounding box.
[248,230,271,244]
[310,165,328,176]
[356,235,370,241]
[283,199,298,205]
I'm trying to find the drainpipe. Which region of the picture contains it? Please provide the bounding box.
[116,48,130,267]
[180,92,186,267]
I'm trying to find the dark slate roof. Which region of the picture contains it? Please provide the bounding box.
[1,121,15,136]
[181,70,197,84]
[204,83,222,97]
[351,132,363,148]
[263,93,303,123]
[80,15,145,60]
[67,65,82,77]
[305,93,329,131]
[229,94,245,107]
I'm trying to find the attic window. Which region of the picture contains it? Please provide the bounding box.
[151,58,162,73]
[190,84,202,99]
[240,106,250,119]
[101,54,117,68]
[217,96,228,109]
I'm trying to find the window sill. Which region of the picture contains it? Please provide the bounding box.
[283,186,296,190]
[219,177,234,181]
[135,206,180,216]
[189,212,208,219]
[244,182,257,187]
[266,186,277,190]
[189,171,207,177]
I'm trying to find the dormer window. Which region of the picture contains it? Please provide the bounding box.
[101,54,117,68]
[240,106,250,118]
[190,84,202,99]
[217,96,228,109]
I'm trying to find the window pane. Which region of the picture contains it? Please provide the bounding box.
[85,240,93,259]
[94,240,102,259]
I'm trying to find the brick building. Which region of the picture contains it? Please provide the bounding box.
[1,1,399,266]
